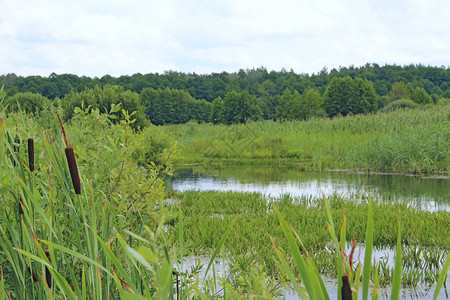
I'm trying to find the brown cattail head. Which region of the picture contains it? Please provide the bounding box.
[18,195,24,215]
[27,138,35,172]
[341,275,353,300]
[28,266,39,282]
[65,147,81,194]
[45,251,52,288]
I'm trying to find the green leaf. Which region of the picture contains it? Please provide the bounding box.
[14,248,77,300]
[390,219,402,300]
[362,199,374,300]
[74,107,84,114]
[110,103,122,113]
[433,251,450,300]
[274,204,318,299]
[122,292,151,300]
[271,237,307,300]
[204,217,237,278]
[323,195,342,300]
[137,246,157,264]
[38,240,116,280]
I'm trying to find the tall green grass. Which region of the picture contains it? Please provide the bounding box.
[0,110,186,298]
[164,104,449,174]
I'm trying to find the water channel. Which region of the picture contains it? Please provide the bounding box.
[169,165,449,211]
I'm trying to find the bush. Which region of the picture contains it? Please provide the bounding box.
[135,125,174,165]
[1,92,52,114]
[381,98,418,112]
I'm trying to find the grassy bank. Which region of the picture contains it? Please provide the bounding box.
[164,104,449,174]
[165,190,450,286]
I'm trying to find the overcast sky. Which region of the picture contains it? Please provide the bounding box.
[1,0,449,77]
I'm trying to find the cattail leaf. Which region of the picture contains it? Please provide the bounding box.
[85,225,138,292]
[204,216,237,278]
[37,240,116,281]
[14,248,77,300]
[433,251,450,300]
[271,237,307,300]
[362,198,374,300]
[390,219,402,300]
[274,203,317,299]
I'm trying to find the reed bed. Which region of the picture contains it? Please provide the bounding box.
[165,104,449,174]
[166,190,450,290]
[0,110,183,298]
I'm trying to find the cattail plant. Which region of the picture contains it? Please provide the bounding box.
[18,195,24,215]
[56,111,81,194]
[44,251,52,288]
[27,138,34,171]
[65,147,81,194]
[28,266,39,283]
[341,275,352,300]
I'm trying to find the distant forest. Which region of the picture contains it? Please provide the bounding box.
[1,63,449,127]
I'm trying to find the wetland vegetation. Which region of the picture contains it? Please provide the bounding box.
[1,64,449,298]
[165,103,449,175]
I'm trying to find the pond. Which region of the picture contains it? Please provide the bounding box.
[168,165,450,299]
[168,165,450,211]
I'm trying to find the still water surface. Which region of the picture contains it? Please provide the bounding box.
[169,165,450,211]
[169,165,450,299]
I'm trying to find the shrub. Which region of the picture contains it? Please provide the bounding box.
[381,98,418,112]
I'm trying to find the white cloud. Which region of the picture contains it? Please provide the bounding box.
[0,0,449,76]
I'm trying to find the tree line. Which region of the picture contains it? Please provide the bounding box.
[1,64,448,127]
[2,64,449,101]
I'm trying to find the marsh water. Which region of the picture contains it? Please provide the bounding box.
[169,165,450,299]
[169,165,450,211]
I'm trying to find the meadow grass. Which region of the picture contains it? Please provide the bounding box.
[164,104,449,174]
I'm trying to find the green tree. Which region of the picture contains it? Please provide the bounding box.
[209,97,224,124]
[189,99,211,123]
[323,77,352,117]
[2,92,51,114]
[221,90,262,124]
[141,87,209,125]
[62,85,147,128]
[276,89,304,120]
[386,82,414,103]
[323,76,377,117]
[412,87,433,104]
[302,88,322,119]
[276,89,294,120]
[351,78,378,114]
